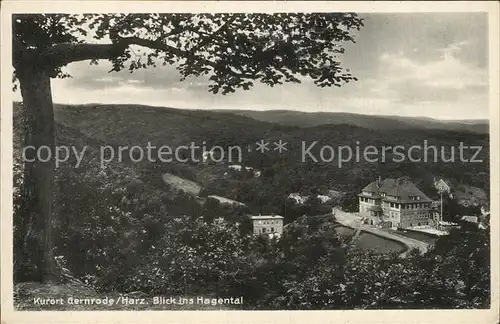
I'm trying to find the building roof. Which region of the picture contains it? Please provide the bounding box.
[361,177,432,203]
[250,215,284,220]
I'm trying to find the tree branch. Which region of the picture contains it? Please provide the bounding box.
[119,36,254,78]
[41,42,128,66]
[39,33,256,79]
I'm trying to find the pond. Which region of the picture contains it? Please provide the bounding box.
[334,224,407,254]
[354,232,407,254]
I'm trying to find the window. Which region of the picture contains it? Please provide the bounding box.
[262,228,267,233]
[271,228,275,232]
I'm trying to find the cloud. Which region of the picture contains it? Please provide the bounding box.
[369,40,487,107]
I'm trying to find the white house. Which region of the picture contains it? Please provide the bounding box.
[250,215,284,237]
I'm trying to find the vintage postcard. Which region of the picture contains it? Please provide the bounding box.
[1,1,499,323]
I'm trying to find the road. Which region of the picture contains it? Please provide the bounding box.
[333,208,430,257]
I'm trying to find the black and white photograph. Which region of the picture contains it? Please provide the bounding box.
[1,1,499,323]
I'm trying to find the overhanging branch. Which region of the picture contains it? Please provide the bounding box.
[118,36,256,79]
[36,34,256,80]
[41,42,128,66]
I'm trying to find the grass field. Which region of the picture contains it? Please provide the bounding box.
[162,173,203,196]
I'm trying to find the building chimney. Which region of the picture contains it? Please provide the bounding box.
[377,176,382,188]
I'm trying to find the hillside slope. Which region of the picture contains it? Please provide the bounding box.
[218,109,489,134]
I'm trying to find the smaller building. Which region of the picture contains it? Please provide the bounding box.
[433,178,453,198]
[481,204,490,217]
[250,215,284,238]
[288,193,308,204]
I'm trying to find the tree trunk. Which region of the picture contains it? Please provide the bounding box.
[18,67,58,283]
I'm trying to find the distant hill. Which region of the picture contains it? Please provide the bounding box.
[216,110,489,134]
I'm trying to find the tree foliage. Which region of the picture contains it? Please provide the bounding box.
[14,13,363,91]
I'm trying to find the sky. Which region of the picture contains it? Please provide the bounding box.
[14,12,490,120]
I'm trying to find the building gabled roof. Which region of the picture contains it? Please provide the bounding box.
[362,178,397,193]
[361,177,432,203]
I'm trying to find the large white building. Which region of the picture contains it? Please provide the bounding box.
[358,177,433,229]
